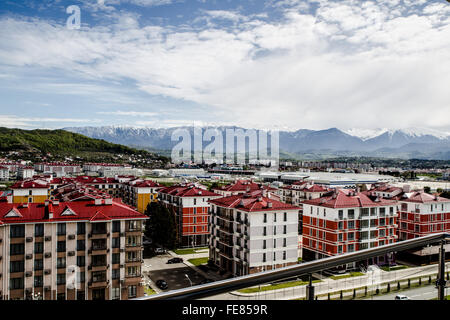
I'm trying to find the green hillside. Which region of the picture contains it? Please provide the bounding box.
[0,127,168,163]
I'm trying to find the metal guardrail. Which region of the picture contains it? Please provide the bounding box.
[134,232,450,300]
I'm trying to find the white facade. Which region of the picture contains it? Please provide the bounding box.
[0,167,9,181]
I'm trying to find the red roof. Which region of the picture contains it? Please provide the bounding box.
[213,180,274,193]
[126,179,162,188]
[159,185,220,197]
[11,180,49,189]
[304,184,328,193]
[401,191,450,203]
[0,199,146,224]
[303,189,397,209]
[209,194,300,212]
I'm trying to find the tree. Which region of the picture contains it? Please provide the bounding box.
[424,186,431,194]
[440,191,450,199]
[145,201,178,250]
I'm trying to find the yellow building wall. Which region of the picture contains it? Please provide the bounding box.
[136,193,158,213]
[13,195,48,203]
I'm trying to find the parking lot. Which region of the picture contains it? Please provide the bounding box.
[143,253,207,292]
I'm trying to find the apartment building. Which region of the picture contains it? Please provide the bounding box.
[212,180,277,198]
[10,180,49,204]
[209,193,300,276]
[17,166,35,180]
[0,198,147,300]
[277,181,329,206]
[397,191,450,240]
[0,167,9,181]
[34,163,82,177]
[158,185,222,247]
[302,189,398,267]
[121,179,162,213]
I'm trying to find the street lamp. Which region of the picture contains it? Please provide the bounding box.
[185,274,193,287]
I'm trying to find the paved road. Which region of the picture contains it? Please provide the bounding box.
[143,254,207,293]
[361,284,441,300]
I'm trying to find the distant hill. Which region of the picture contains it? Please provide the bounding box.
[64,126,450,160]
[0,127,167,162]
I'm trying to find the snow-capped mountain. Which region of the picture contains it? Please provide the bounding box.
[63,126,450,160]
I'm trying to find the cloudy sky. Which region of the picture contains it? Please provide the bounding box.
[1,0,450,133]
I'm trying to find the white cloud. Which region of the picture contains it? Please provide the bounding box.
[97,110,158,116]
[1,0,450,131]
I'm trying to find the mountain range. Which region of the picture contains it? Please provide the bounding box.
[63,126,450,160]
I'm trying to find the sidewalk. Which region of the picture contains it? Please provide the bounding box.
[231,262,450,300]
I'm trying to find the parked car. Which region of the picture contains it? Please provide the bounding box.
[154,247,166,254]
[167,257,183,264]
[156,279,168,290]
[395,295,411,300]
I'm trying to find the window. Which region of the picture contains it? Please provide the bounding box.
[77,222,85,235]
[92,271,106,282]
[348,232,354,241]
[348,209,355,219]
[348,244,354,252]
[380,208,386,216]
[10,225,25,238]
[34,242,44,254]
[273,226,276,235]
[283,251,286,260]
[35,224,44,237]
[10,260,24,273]
[263,253,266,262]
[112,287,120,300]
[34,259,43,271]
[284,212,287,222]
[92,222,107,234]
[112,221,121,233]
[57,223,66,235]
[128,285,137,299]
[77,255,85,267]
[112,253,120,264]
[57,257,66,269]
[338,210,344,220]
[92,255,107,267]
[338,222,344,230]
[34,275,43,287]
[127,266,139,277]
[283,225,287,234]
[348,221,355,229]
[112,237,120,248]
[338,233,343,241]
[77,240,85,251]
[10,278,24,290]
[283,238,287,247]
[57,274,66,285]
[57,241,66,252]
[77,271,85,283]
[10,243,24,255]
[263,214,267,223]
[112,269,120,280]
[274,213,277,222]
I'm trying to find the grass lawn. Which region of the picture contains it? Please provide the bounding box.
[188,257,209,266]
[330,272,365,280]
[238,280,322,293]
[380,265,409,272]
[174,247,208,255]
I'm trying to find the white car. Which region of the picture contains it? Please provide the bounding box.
[395,295,411,300]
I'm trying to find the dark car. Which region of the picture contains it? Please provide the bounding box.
[167,257,183,264]
[156,280,168,290]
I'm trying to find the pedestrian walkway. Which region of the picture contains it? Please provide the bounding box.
[230,262,450,300]
[168,250,224,281]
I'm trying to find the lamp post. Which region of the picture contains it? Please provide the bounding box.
[185,274,193,287]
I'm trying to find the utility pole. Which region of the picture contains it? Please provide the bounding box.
[438,240,446,301]
[306,273,315,301]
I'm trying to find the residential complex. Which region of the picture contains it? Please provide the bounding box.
[158,184,222,247]
[209,193,300,276]
[302,189,398,266]
[0,198,147,300]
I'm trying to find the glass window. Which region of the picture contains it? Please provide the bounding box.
[128,285,137,298]
[77,255,85,267]
[10,225,25,238]
[34,275,43,287]
[10,278,24,289]
[112,221,121,233]
[77,222,85,235]
[57,223,66,235]
[112,287,120,300]
[34,242,44,254]
[35,224,44,237]
[34,259,43,271]
[57,274,66,285]
[10,243,25,255]
[57,241,66,252]
[10,260,24,273]
[112,269,120,280]
[77,240,85,251]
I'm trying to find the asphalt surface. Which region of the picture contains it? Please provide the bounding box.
[144,253,207,292]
